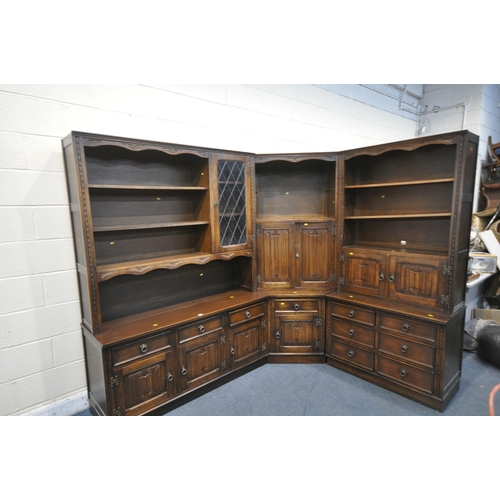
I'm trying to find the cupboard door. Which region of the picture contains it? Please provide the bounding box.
[178,330,225,392]
[113,350,176,416]
[229,317,266,370]
[212,154,253,253]
[342,249,388,297]
[257,222,295,289]
[296,222,334,288]
[388,254,447,308]
[273,313,323,355]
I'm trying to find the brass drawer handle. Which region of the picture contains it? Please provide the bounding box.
[379,273,385,281]
[245,311,251,318]
[349,329,355,337]
[348,350,355,358]
[199,325,205,333]
[293,303,300,311]
[400,369,408,378]
[230,346,235,355]
[139,344,147,354]
[181,366,187,376]
[275,330,281,339]
[348,310,355,318]
[402,323,410,332]
[401,345,409,354]
[389,274,395,283]
[167,372,173,382]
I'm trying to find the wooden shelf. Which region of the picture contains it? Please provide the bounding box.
[344,178,455,189]
[344,213,452,220]
[93,219,210,232]
[342,242,449,256]
[89,184,208,191]
[97,249,252,281]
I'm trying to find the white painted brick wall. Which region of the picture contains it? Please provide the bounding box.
[0,83,493,416]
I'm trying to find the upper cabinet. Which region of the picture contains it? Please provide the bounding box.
[254,153,337,292]
[62,132,255,334]
[338,131,478,313]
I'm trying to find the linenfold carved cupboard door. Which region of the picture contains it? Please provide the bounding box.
[342,249,388,298]
[257,221,334,290]
[296,222,334,288]
[387,254,447,309]
[256,222,295,288]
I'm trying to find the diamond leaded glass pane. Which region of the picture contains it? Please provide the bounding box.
[217,159,247,247]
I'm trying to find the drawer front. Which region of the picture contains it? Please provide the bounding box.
[178,315,223,343]
[330,302,375,327]
[274,299,320,313]
[112,332,171,367]
[229,302,265,327]
[378,356,434,394]
[379,314,437,343]
[331,319,375,348]
[330,341,374,371]
[378,332,435,369]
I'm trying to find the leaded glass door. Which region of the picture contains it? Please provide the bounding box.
[212,154,253,253]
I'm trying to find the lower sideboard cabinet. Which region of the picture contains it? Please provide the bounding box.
[269,296,326,363]
[110,331,177,416]
[178,315,226,393]
[228,302,268,370]
[82,291,269,416]
[326,294,465,412]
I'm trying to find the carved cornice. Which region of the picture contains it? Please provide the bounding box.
[343,138,456,160]
[85,138,208,158]
[256,153,336,163]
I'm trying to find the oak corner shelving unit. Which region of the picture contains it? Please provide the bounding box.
[62,129,478,415]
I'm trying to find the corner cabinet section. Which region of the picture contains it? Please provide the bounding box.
[270,296,325,363]
[211,153,254,254]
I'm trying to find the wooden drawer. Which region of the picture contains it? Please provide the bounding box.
[377,355,434,394]
[379,314,437,343]
[330,302,375,327]
[112,332,171,367]
[378,332,435,370]
[229,302,265,326]
[178,316,223,344]
[331,319,375,348]
[330,340,374,371]
[274,298,320,313]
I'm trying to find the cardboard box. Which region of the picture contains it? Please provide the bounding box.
[474,308,500,321]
